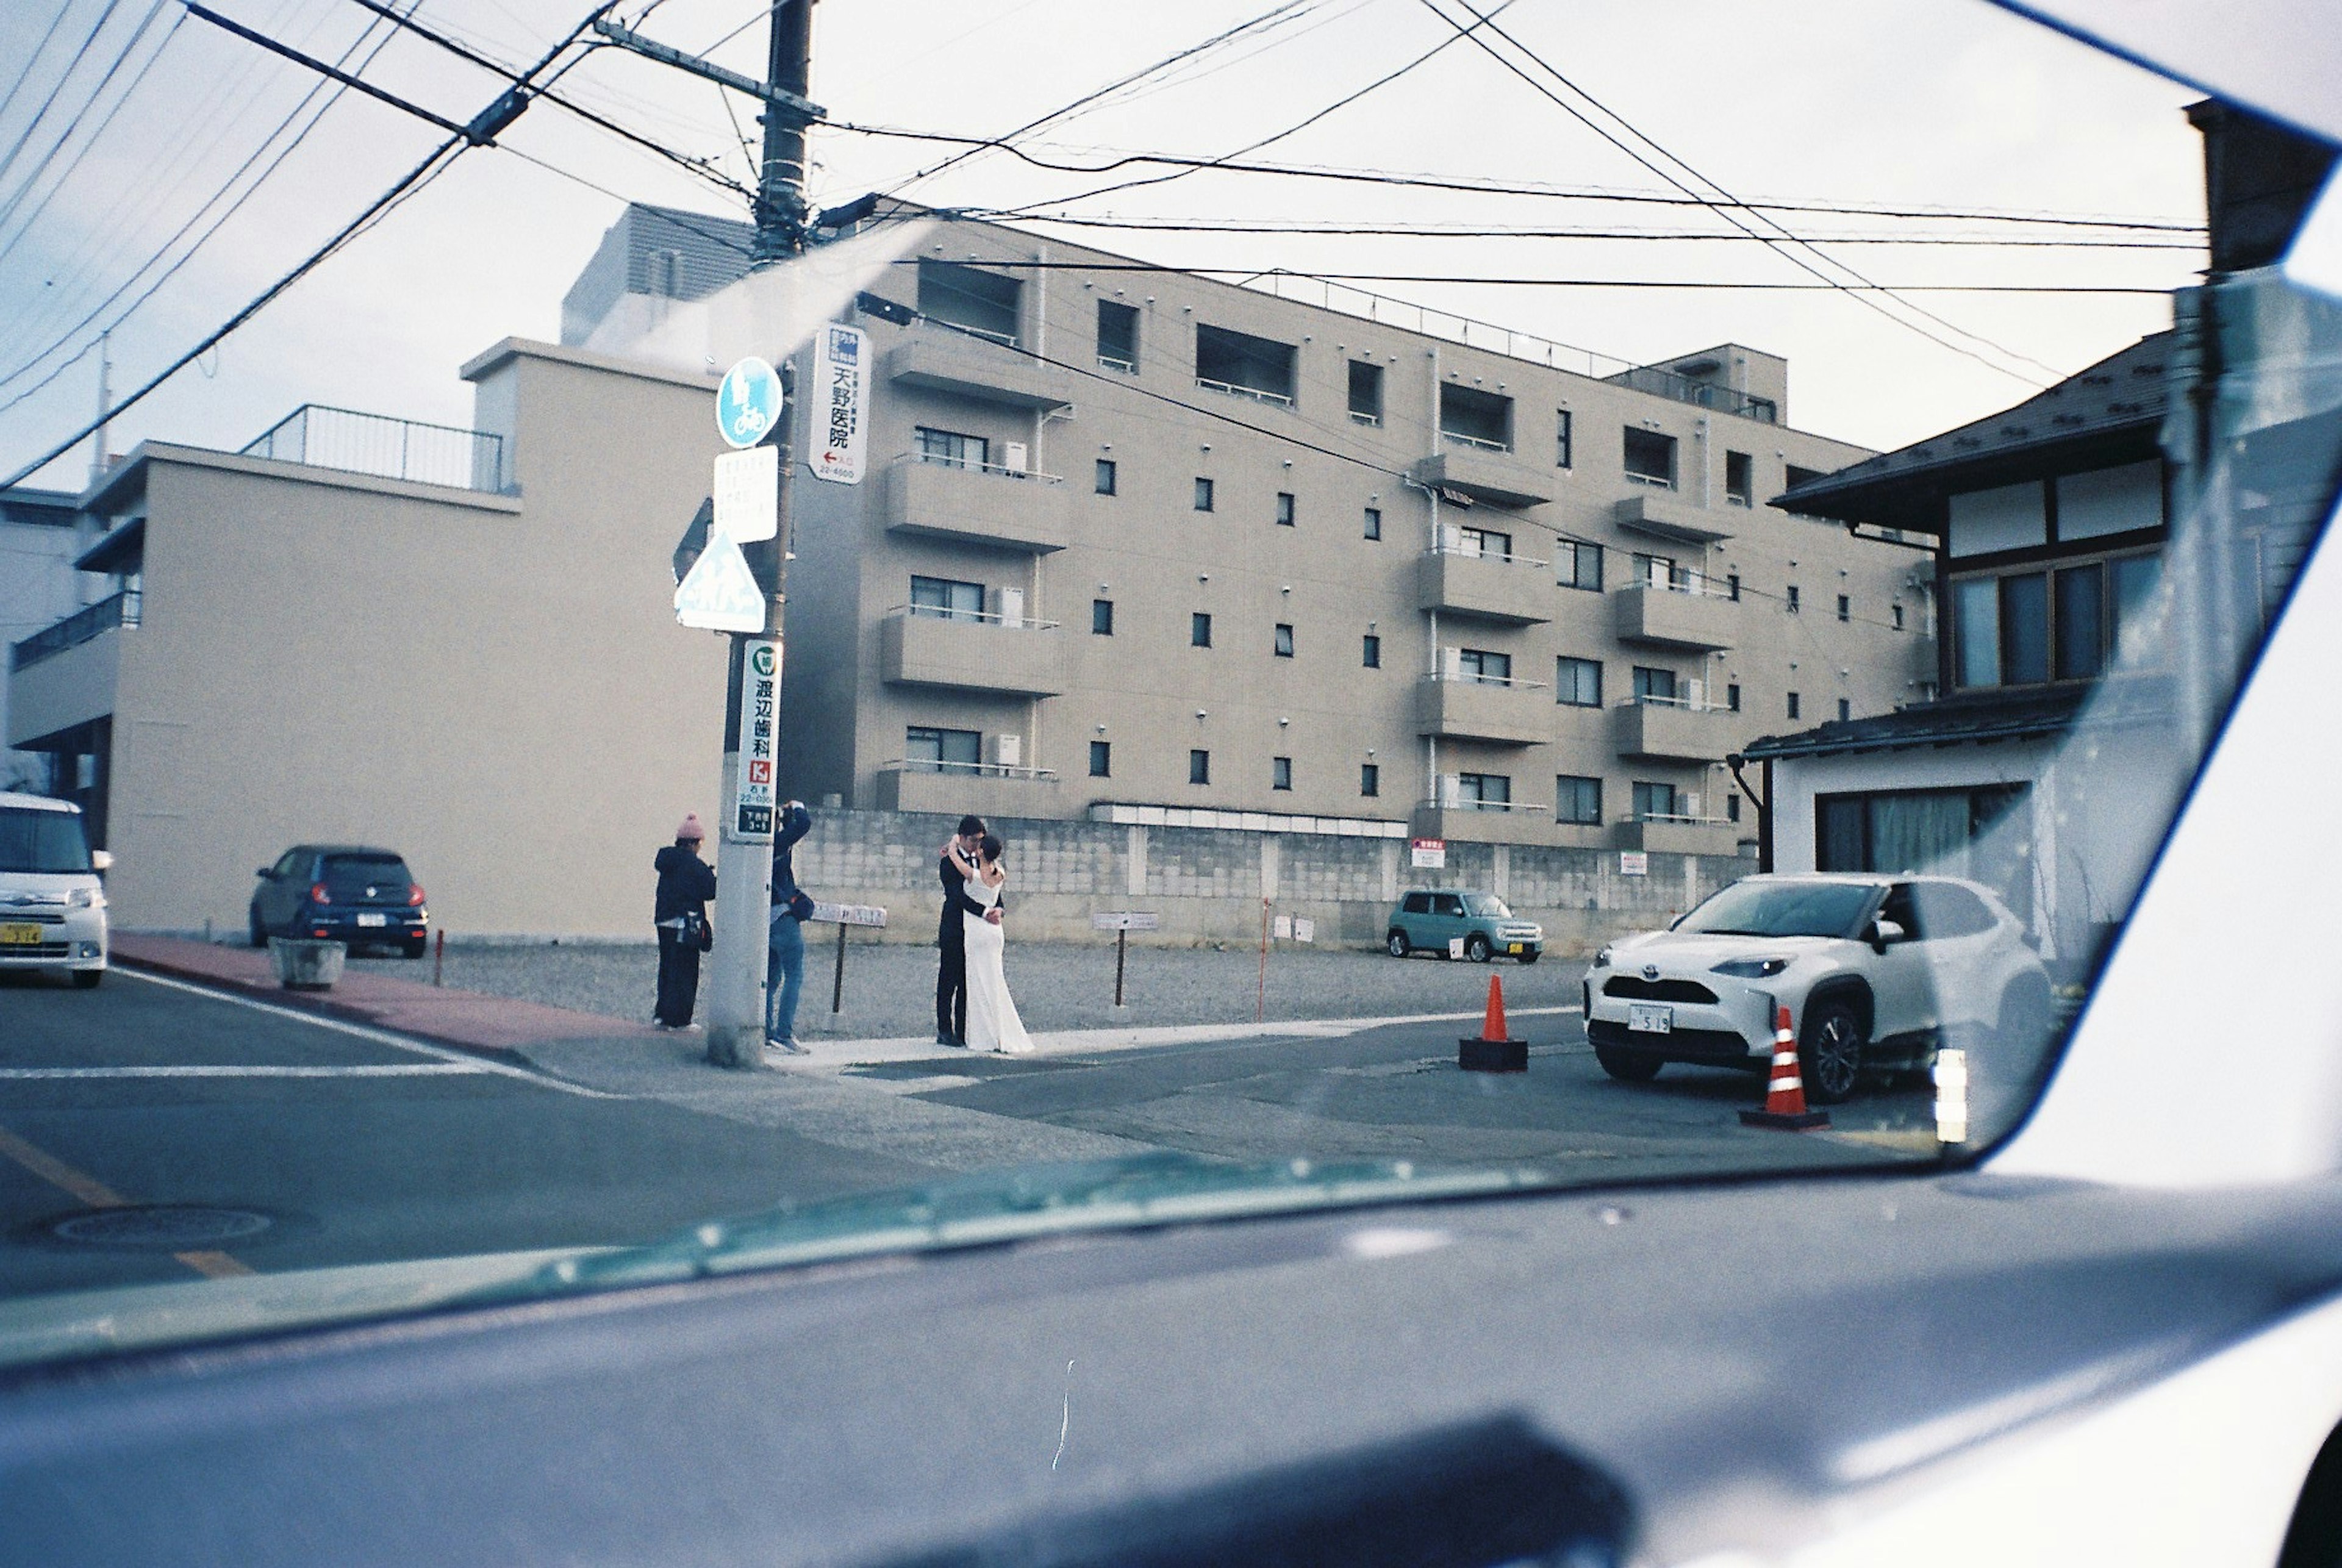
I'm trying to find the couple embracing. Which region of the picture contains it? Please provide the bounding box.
[934,814,1031,1054]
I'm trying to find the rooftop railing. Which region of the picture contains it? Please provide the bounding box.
[1603,365,1779,424]
[10,588,138,672]
[241,405,507,492]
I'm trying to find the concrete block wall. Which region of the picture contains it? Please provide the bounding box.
[790,808,1750,954]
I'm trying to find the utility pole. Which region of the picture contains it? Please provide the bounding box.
[88,332,111,490]
[598,2,822,1069]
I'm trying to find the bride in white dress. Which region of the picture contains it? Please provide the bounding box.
[950,834,1033,1054]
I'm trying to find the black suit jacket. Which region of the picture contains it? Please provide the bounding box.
[937,852,1003,946]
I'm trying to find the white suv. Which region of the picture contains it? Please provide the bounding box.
[1582,873,2051,1104]
[0,791,110,988]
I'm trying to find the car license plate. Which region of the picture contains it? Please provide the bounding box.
[1507,943,1523,955]
[356,913,388,928]
[0,923,40,945]
[1628,1003,1674,1034]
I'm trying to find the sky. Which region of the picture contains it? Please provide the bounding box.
[0,0,2211,495]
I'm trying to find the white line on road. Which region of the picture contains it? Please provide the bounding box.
[0,1064,489,1079]
[114,968,620,1098]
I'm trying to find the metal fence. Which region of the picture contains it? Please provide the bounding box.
[10,589,139,673]
[242,405,507,492]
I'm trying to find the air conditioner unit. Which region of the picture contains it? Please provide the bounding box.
[1440,646,1463,680]
[1681,793,1700,817]
[1437,773,1461,806]
[990,733,1022,770]
[1685,679,1705,709]
[1438,523,1463,554]
[1002,441,1029,475]
[993,586,1024,628]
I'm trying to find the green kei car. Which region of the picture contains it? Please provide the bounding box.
[1385,889,1545,964]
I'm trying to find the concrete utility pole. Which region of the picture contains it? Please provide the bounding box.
[598,1,822,1068]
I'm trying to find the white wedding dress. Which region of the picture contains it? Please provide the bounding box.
[961,876,1033,1054]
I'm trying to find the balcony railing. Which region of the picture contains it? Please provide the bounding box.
[907,451,1063,485]
[1195,376,1295,409]
[1616,692,1725,713]
[1624,469,1677,490]
[10,589,138,673]
[887,758,1060,781]
[242,405,507,492]
[1605,365,1779,423]
[1097,354,1137,375]
[1440,429,1511,453]
[893,604,1062,631]
[1427,797,1545,814]
[1628,811,1734,828]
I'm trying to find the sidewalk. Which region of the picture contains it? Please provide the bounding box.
[112,936,664,1060]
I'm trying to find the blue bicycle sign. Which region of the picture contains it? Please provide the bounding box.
[715,357,783,449]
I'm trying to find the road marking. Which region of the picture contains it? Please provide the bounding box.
[0,1064,489,1079]
[0,1124,252,1280]
[116,968,619,1098]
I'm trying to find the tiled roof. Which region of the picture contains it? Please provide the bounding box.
[1740,676,2172,761]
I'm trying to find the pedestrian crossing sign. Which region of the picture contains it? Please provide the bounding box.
[673,531,765,632]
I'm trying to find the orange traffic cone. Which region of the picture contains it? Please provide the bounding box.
[1741,1006,1829,1129]
[1459,974,1527,1072]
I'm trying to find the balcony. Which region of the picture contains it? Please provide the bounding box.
[884,323,1073,410]
[1613,493,1735,546]
[875,761,1061,819]
[1613,815,1744,856]
[1414,675,1549,746]
[1411,801,1565,845]
[1410,446,1555,509]
[1613,579,1738,651]
[7,593,133,748]
[881,456,1070,554]
[1415,548,1552,625]
[879,607,1067,696]
[1611,696,1729,764]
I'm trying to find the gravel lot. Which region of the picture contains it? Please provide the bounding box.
[348,937,1591,1039]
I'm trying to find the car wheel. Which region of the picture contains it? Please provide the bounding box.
[1517,950,1539,965]
[1799,998,1866,1105]
[1386,930,1410,958]
[249,907,268,948]
[71,969,102,990]
[1464,934,1492,963]
[1997,973,2054,1050]
[1594,1045,1663,1083]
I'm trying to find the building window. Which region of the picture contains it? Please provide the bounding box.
[1456,773,1511,810]
[1947,479,2049,558]
[1189,749,1211,785]
[916,259,1020,344]
[1194,476,1214,512]
[1362,633,1381,668]
[1725,449,1753,507]
[1556,775,1602,825]
[1631,781,1679,821]
[1456,648,1511,685]
[1631,665,1678,703]
[1348,361,1383,425]
[1360,762,1380,798]
[1089,740,1111,778]
[1786,464,1825,491]
[2056,564,2106,681]
[1555,409,1574,469]
[1272,756,1292,791]
[906,725,982,773]
[1092,599,1114,635]
[1787,691,1802,720]
[1455,524,1513,559]
[1196,322,1297,404]
[1439,384,1513,451]
[1893,602,1905,631]
[1363,506,1382,540]
[1273,623,1294,657]
[1727,682,1741,712]
[909,575,984,620]
[1816,784,2034,922]
[1633,552,1688,591]
[1095,457,1117,495]
[1556,656,1602,707]
[1558,540,1603,591]
[915,426,988,470]
[1786,584,1801,614]
[1191,612,1212,648]
[1727,573,1741,601]
[1096,299,1139,372]
[1623,428,1678,489]
[1836,593,1851,623]
[1999,571,2050,684]
[1275,492,1296,527]
[1727,793,1742,823]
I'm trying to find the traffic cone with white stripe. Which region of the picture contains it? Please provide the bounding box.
[1740,1005,1830,1130]
[1459,975,1527,1072]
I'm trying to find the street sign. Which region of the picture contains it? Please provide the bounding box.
[809,901,888,927]
[731,639,779,839]
[1091,911,1160,932]
[716,356,783,449]
[1619,851,1649,876]
[812,324,868,484]
[712,445,779,542]
[1411,837,1447,869]
[674,531,766,631]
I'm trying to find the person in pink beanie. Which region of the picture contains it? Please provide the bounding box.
[651,814,716,1028]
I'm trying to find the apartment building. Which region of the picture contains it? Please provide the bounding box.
[740,210,1936,854]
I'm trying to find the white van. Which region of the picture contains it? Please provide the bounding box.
[0,790,109,988]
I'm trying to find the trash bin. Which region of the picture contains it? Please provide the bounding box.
[269,937,345,990]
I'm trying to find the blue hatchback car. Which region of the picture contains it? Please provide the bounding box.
[1385,888,1544,963]
[250,844,429,957]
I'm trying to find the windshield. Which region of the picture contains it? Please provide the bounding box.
[0,0,2333,1367]
[1676,881,1875,940]
[0,807,90,875]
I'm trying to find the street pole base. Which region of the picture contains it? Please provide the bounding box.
[1459,1037,1527,1073]
[705,1025,769,1071]
[1739,1108,1830,1130]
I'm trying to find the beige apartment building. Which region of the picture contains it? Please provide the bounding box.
[758,210,1936,855]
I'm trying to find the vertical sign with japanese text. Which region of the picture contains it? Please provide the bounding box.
[734,639,780,840]
[812,324,867,484]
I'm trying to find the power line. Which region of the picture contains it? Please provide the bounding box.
[0,2,82,129]
[1000,214,2204,249]
[876,259,2171,293]
[0,0,127,198]
[0,2,182,270]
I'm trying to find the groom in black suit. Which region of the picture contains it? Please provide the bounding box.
[936,814,1003,1047]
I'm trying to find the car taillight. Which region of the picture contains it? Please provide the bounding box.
[309,882,332,904]
[408,884,426,906]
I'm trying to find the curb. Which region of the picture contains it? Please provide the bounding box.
[113,953,539,1069]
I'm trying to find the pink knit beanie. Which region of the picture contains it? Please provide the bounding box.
[676,814,704,841]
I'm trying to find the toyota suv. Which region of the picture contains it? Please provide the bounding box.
[0,791,109,987]
[1384,888,1544,963]
[1583,872,2050,1103]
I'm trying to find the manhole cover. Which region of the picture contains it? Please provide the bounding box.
[49,1206,273,1249]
